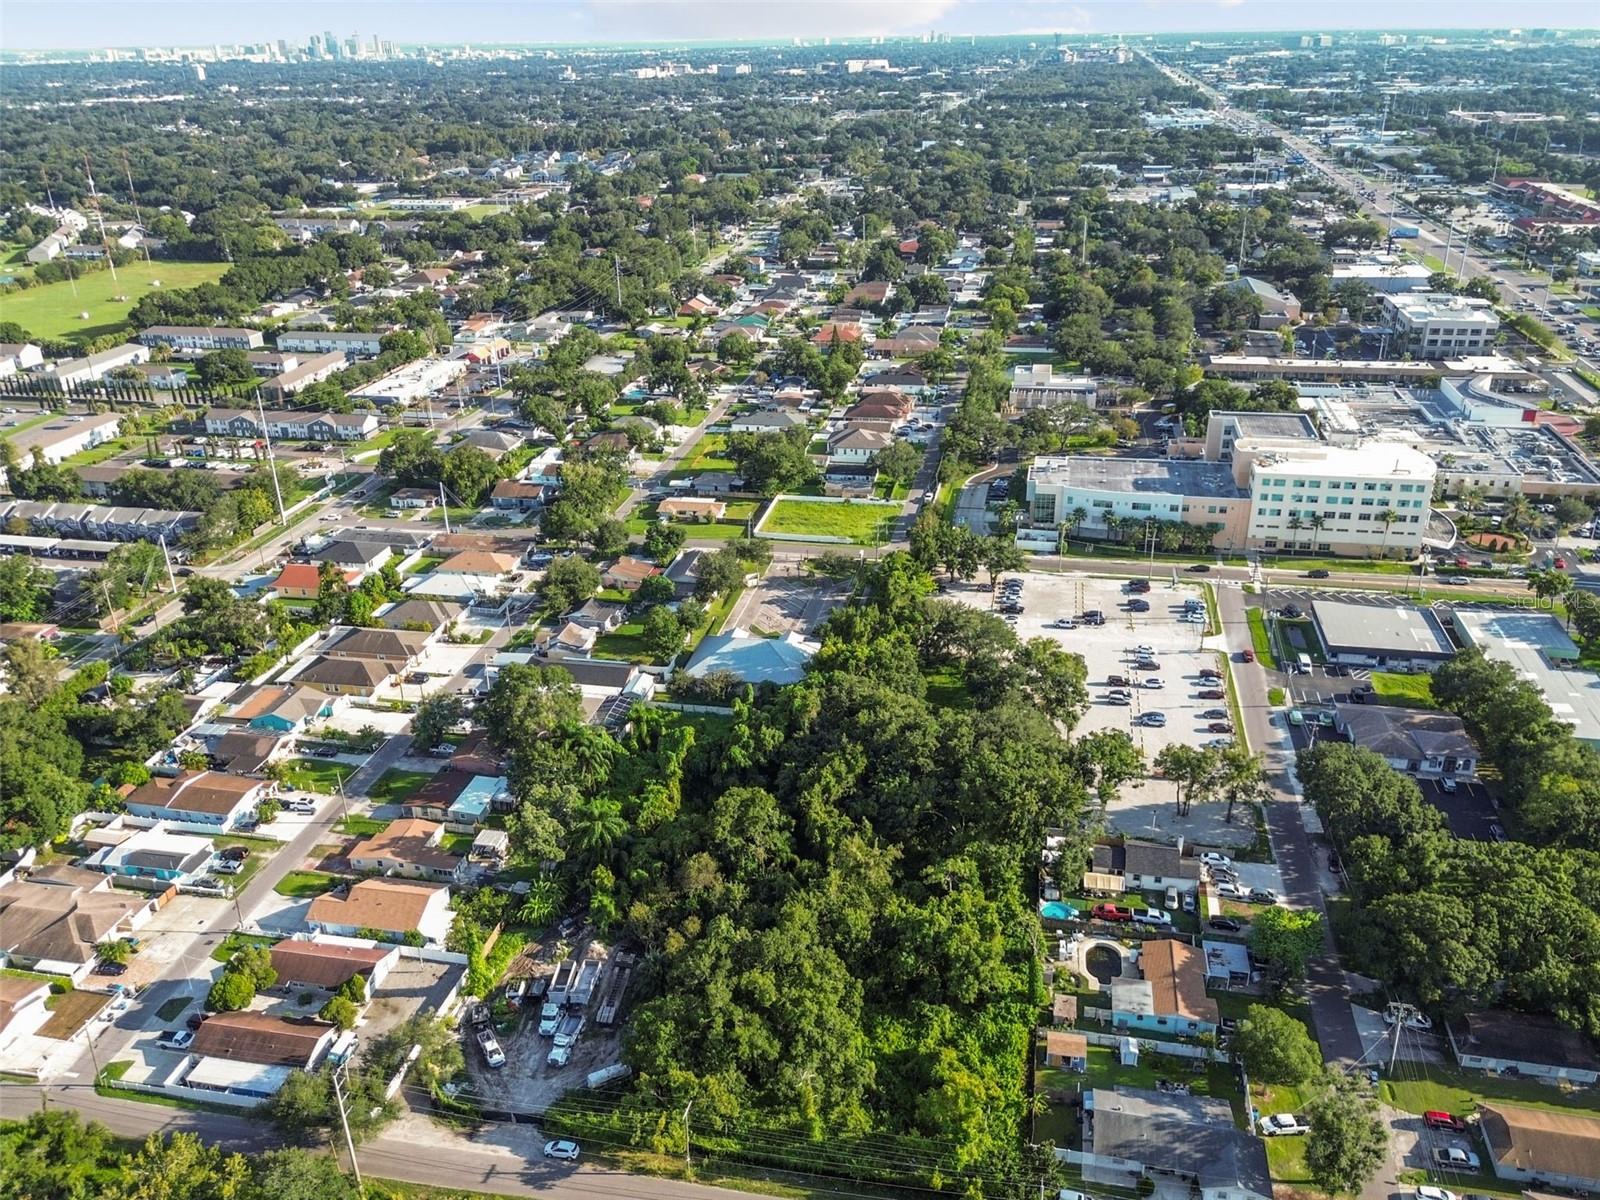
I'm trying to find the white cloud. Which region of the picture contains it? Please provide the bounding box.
[1217,0,1247,9]
[583,0,962,41]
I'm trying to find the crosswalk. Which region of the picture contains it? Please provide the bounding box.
[1262,586,1534,610]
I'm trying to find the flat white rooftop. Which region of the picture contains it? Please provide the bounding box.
[1243,440,1436,480]
[1450,609,1600,746]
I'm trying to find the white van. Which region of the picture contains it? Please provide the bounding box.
[1296,653,1313,675]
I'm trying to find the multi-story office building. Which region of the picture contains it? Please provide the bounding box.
[1382,293,1499,357]
[1240,443,1436,555]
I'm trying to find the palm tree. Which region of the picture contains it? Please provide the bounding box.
[569,796,628,861]
[1377,508,1400,560]
[1503,494,1533,534]
[1308,512,1327,551]
[1285,514,1304,552]
[519,876,565,927]
[1071,506,1089,541]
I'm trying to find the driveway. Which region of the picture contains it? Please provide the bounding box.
[1217,584,1366,1066]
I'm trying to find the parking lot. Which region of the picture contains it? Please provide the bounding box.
[722,575,847,636]
[958,572,1258,849]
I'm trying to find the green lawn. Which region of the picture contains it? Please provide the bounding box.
[625,499,758,540]
[760,499,897,544]
[0,260,230,341]
[1253,1079,1314,1187]
[923,665,973,709]
[209,932,279,963]
[279,758,358,794]
[1043,1043,1244,1121]
[1380,1062,1600,1120]
[367,768,433,806]
[593,621,660,664]
[679,433,736,473]
[155,996,194,1023]
[59,438,135,468]
[273,870,340,898]
[1246,608,1278,670]
[337,815,391,837]
[1369,671,1437,708]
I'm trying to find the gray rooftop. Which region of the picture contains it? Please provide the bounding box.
[1088,1088,1272,1200]
[1312,600,1456,659]
[1334,704,1479,763]
[1028,456,1245,497]
[1212,410,1319,440]
[1451,609,1600,746]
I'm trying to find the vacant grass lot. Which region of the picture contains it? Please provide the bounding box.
[367,768,433,807]
[39,990,109,1039]
[1381,1062,1600,1119]
[279,758,358,794]
[1369,671,1437,708]
[337,815,390,837]
[625,498,758,540]
[273,870,340,898]
[0,261,230,340]
[761,499,896,544]
[679,434,736,473]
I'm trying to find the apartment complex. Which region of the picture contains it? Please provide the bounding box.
[137,326,265,353]
[1382,293,1499,356]
[275,329,388,359]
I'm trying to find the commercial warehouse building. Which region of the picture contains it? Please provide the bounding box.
[1311,599,1456,670]
[1450,609,1600,747]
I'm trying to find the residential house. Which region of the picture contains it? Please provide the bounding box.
[863,366,931,394]
[122,772,265,830]
[222,684,335,734]
[209,731,284,776]
[189,1011,338,1070]
[1007,364,1101,411]
[376,598,462,633]
[1447,1010,1600,1086]
[583,431,635,458]
[2,412,124,467]
[811,322,864,347]
[1078,1088,1272,1200]
[270,562,360,600]
[828,428,893,463]
[684,628,820,685]
[489,480,548,511]
[309,539,394,573]
[1089,840,1203,895]
[1108,940,1220,1038]
[459,429,522,459]
[276,329,387,359]
[0,343,45,377]
[1333,704,1478,780]
[1224,276,1303,329]
[269,938,397,993]
[1043,1030,1088,1071]
[389,488,437,510]
[537,621,598,659]
[600,556,662,592]
[728,410,807,435]
[437,550,517,578]
[307,878,454,946]
[664,548,708,599]
[1477,1104,1600,1191]
[0,873,155,981]
[449,732,505,780]
[823,463,879,497]
[686,470,743,496]
[347,818,469,884]
[872,329,942,358]
[0,977,53,1051]
[291,656,392,698]
[321,626,431,668]
[42,345,149,389]
[657,497,727,522]
[568,600,626,632]
[85,827,213,885]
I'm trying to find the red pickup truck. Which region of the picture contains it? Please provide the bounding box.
[1091,903,1134,923]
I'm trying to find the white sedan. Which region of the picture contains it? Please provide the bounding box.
[1201,852,1233,869]
[543,1140,581,1162]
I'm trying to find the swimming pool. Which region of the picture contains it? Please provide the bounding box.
[1039,901,1076,921]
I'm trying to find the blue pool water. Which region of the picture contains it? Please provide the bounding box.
[1039,901,1076,921]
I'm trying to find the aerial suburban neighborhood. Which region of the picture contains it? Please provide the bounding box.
[2,10,1600,1200]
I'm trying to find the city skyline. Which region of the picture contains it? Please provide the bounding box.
[3,0,1597,52]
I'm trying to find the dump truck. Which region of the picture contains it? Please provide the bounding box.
[548,959,577,1005]
[569,958,600,1008]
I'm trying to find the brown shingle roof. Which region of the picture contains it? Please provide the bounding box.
[124,771,258,816]
[349,818,459,873]
[1479,1103,1600,1181]
[1045,1030,1088,1061]
[294,656,391,689]
[190,1011,335,1067]
[323,627,430,661]
[0,976,50,1031]
[270,940,391,990]
[1140,940,1219,1025]
[307,878,448,934]
[0,879,148,967]
[437,550,517,577]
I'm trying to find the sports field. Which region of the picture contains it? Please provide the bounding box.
[0,260,229,341]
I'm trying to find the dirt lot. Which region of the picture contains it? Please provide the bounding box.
[954,571,1258,850]
[38,990,109,1039]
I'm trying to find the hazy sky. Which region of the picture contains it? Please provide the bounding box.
[2,0,1596,51]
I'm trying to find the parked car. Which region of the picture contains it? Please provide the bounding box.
[1091,903,1133,923]
[1134,659,1160,672]
[1106,692,1132,706]
[1182,890,1196,913]
[1432,1148,1480,1172]
[1127,599,1150,612]
[157,1030,195,1051]
[1050,619,1078,629]
[1240,649,1255,663]
[1198,689,1225,700]
[1200,709,1228,720]
[1144,678,1163,689]
[1258,1113,1310,1137]
[1248,888,1280,905]
[1201,851,1233,869]
[214,860,242,875]
[1199,668,1222,680]
[1136,712,1167,727]
[476,1028,506,1068]
[543,1140,581,1162]
[1214,881,1246,899]
[1206,736,1235,749]
[1282,604,1304,619]
[1445,575,1470,585]
[1413,1186,1459,1200]
[1208,917,1242,933]
[1208,722,1233,733]
[1107,675,1130,687]
[95,961,128,976]
[219,846,248,862]
[1384,1011,1433,1031]
[1439,777,1458,793]
[1423,1112,1469,1133]
[185,1012,206,1032]
[1134,908,1173,927]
